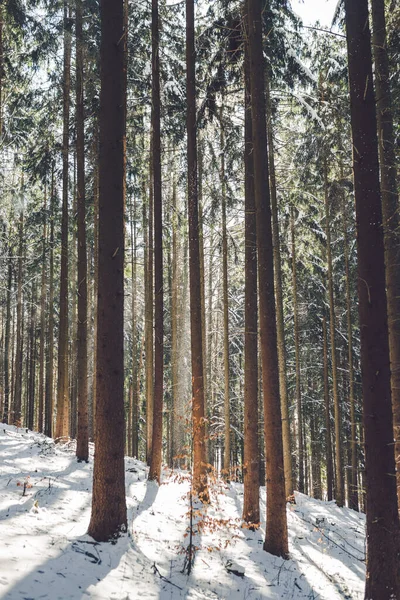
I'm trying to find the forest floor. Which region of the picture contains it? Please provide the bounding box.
[0,424,365,599]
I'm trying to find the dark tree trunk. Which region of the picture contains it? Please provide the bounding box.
[247,0,288,558]
[186,0,208,502]
[88,0,127,542]
[75,0,89,462]
[242,29,259,526]
[344,0,400,596]
[371,0,400,505]
[149,0,164,483]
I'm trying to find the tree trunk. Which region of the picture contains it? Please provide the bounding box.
[171,166,179,466]
[2,240,12,424]
[291,208,304,494]
[242,31,259,526]
[344,0,400,596]
[45,170,55,438]
[76,0,89,462]
[247,0,288,558]
[265,74,293,499]
[145,166,154,465]
[88,0,127,542]
[149,0,164,483]
[322,316,333,501]
[38,186,47,434]
[28,280,37,431]
[55,0,71,441]
[130,198,139,458]
[0,3,3,138]
[324,158,343,506]
[90,135,99,441]
[371,0,400,505]
[342,195,358,510]
[13,212,24,425]
[220,105,230,480]
[186,0,208,502]
[198,142,208,466]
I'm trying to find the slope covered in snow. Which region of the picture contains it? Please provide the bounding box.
[0,425,365,599]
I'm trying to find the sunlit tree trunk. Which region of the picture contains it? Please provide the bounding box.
[247,0,288,558]
[186,0,208,502]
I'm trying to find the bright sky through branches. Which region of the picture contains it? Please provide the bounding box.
[291,0,339,27]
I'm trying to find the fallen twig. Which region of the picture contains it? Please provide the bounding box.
[152,562,183,590]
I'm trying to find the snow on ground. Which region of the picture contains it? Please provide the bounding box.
[0,424,365,599]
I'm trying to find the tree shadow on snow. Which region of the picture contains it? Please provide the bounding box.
[132,479,160,520]
[1,531,164,600]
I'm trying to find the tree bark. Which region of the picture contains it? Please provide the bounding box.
[55,0,71,441]
[45,169,55,438]
[88,0,127,542]
[242,31,259,526]
[342,194,358,510]
[145,164,154,465]
[247,0,288,558]
[149,0,164,483]
[291,208,304,494]
[344,0,400,596]
[13,211,24,425]
[324,157,343,506]
[186,0,208,502]
[371,0,400,505]
[28,280,37,431]
[38,186,47,434]
[322,316,333,501]
[76,0,89,462]
[130,198,139,458]
[220,105,230,480]
[265,74,293,499]
[2,239,12,424]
